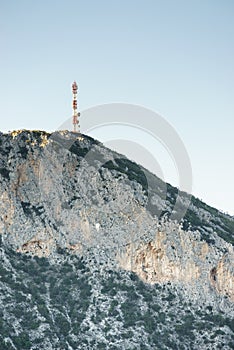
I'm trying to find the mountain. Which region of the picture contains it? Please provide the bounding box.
[0,130,233,350]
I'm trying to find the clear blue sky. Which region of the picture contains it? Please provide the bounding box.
[0,0,233,215]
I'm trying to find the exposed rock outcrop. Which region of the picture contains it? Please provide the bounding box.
[118,224,234,301]
[0,130,233,303]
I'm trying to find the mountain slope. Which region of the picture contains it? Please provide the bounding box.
[0,130,233,349]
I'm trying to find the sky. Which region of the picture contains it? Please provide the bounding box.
[0,0,234,215]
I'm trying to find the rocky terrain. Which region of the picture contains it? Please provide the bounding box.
[0,130,233,349]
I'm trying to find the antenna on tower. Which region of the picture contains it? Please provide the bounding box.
[72,81,80,132]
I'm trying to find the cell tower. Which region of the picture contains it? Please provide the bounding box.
[72,81,80,132]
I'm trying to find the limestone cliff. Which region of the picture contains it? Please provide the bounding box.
[118,224,234,301]
[0,130,233,301]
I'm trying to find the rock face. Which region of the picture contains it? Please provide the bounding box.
[118,225,234,301]
[0,130,234,349]
[0,130,154,254]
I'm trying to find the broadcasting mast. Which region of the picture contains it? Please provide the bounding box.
[72,81,80,132]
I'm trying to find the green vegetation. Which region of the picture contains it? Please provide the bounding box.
[0,168,10,180]
[70,143,90,158]
[102,158,148,193]
[0,242,92,349]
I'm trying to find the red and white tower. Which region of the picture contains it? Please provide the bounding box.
[72,81,80,132]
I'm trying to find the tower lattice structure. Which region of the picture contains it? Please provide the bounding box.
[72,81,80,132]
